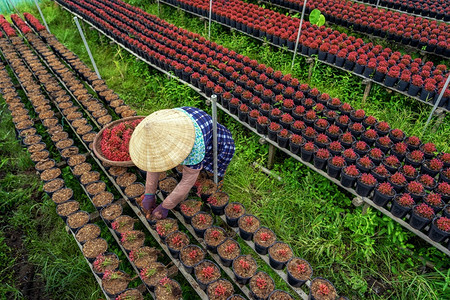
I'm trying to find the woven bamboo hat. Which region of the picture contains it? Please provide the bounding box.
[129,109,195,172]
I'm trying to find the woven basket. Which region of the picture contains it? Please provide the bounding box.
[92,116,145,167]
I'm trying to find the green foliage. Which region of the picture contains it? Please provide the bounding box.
[309,9,325,27]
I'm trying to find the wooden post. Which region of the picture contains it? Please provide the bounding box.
[362,79,372,107]
[362,203,370,215]
[267,144,276,170]
[307,57,315,83]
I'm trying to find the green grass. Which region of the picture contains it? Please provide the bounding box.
[0,0,449,299]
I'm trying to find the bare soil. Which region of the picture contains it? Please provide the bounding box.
[67,154,86,167]
[249,272,274,299]
[121,230,145,251]
[101,203,122,222]
[30,150,49,162]
[269,290,293,299]
[159,177,178,193]
[287,258,312,281]
[116,289,143,300]
[35,159,55,172]
[55,138,74,150]
[82,238,108,260]
[155,280,182,300]
[232,255,257,278]
[109,166,127,177]
[124,183,145,198]
[207,279,234,300]
[191,212,213,230]
[56,201,80,217]
[42,178,64,193]
[116,172,137,188]
[102,271,130,296]
[80,171,100,185]
[217,239,240,261]
[86,181,106,196]
[27,143,46,153]
[60,146,79,159]
[75,224,101,243]
[51,187,73,204]
[73,162,92,177]
[40,168,61,181]
[310,278,337,300]
[180,245,205,268]
[67,211,90,229]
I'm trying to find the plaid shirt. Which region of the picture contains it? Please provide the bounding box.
[180,107,235,177]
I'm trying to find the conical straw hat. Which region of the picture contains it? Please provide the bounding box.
[129,109,195,172]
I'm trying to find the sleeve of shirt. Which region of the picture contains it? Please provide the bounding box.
[161,166,202,209]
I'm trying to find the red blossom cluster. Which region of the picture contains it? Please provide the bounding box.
[100,118,142,161]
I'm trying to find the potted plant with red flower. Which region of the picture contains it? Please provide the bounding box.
[420,142,437,159]
[248,109,261,128]
[238,214,260,241]
[356,156,375,174]
[391,142,407,161]
[409,203,435,230]
[391,193,415,218]
[428,216,450,243]
[435,182,450,202]
[368,148,385,166]
[268,242,293,270]
[289,134,305,155]
[309,278,337,300]
[279,113,294,130]
[340,165,360,188]
[405,181,426,201]
[424,193,444,214]
[376,136,393,153]
[348,122,364,138]
[194,260,220,290]
[371,164,391,183]
[382,155,401,174]
[335,114,350,131]
[373,182,396,207]
[440,168,450,184]
[314,119,329,134]
[238,104,250,123]
[326,156,346,178]
[313,148,331,170]
[277,129,291,149]
[342,148,359,166]
[301,142,318,162]
[314,133,331,149]
[249,272,275,300]
[302,126,318,142]
[355,173,377,197]
[408,75,423,96]
[422,158,443,178]
[405,136,421,151]
[352,141,370,157]
[405,150,425,168]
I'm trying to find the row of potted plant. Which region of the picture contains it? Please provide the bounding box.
[265,0,450,54]
[0,36,147,300]
[355,0,450,20]
[159,0,450,105]
[55,0,450,112]
[42,0,450,253]
[49,0,450,188]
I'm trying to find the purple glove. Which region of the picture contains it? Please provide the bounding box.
[152,204,169,220]
[142,194,156,211]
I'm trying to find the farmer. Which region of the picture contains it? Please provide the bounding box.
[129,107,235,220]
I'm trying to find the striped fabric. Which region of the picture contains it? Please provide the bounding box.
[180,107,235,177]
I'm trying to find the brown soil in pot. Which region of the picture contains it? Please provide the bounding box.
[141,262,167,287]
[268,242,293,263]
[165,231,189,251]
[310,278,337,300]
[66,112,83,121]
[155,279,182,300]
[287,258,312,281]
[92,252,120,274]
[76,124,93,135]
[105,94,119,103]
[73,162,92,177]
[50,131,69,143]
[93,85,108,93]
[116,173,137,188]
[159,177,178,193]
[57,201,80,217]
[55,139,74,150]
[23,135,41,146]
[120,110,137,118]
[116,289,143,300]
[197,179,217,196]
[34,104,51,114]
[86,103,103,112]
[27,143,46,153]
[42,118,58,128]
[92,191,114,208]
[101,203,122,222]
[109,99,124,108]
[11,108,28,118]
[194,260,220,285]
[102,271,130,296]
[254,227,276,247]
[207,279,234,300]
[204,227,226,247]
[115,106,129,115]
[40,168,61,182]
[43,178,64,194]
[131,246,159,270]
[124,183,145,198]
[58,101,73,110]
[238,215,260,233]
[97,115,112,126]
[39,110,54,120]
[86,181,106,196]
[217,239,240,261]
[60,146,79,159]
[180,199,202,217]
[109,166,127,177]
[67,211,89,229]
[67,154,86,167]
[35,159,55,172]
[207,191,229,207]
[233,255,257,278]
[82,238,108,260]
[62,106,79,116]
[15,120,33,130]
[82,132,96,143]
[112,215,135,234]
[191,212,213,230]
[249,272,274,299]
[13,114,30,124]
[52,188,73,204]
[19,128,37,137]
[55,95,71,103]
[155,219,178,239]
[47,125,63,135]
[180,245,205,268]
[121,230,145,251]
[268,290,293,299]
[80,171,100,185]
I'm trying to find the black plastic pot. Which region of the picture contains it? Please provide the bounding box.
[232,255,256,285]
[313,155,328,170]
[254,227,276,255]
[286,258,312,287]
[407,84,421,97]
[289,141,302,155]
[300,145,317,162]
[327,160,345,179]
[180,245,204,274]
[267,127,281,141]
[428,218,450,242]
[340,172,359,188]
[268,242,292,270]
[277,133,290,149]
[355,180,376,197]
[390,199,412,218]
[238,109,248,122]
[409,206,433,230]
[256,122,268,135]
[238,214,260,241]
[421,161,441,178]
[372,188,395,208]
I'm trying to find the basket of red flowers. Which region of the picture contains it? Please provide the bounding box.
[93,116,145,166]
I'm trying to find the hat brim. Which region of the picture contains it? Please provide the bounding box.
[129,109,195,172]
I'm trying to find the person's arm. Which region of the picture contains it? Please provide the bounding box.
[145,171,162,194]
[161,166,201,209]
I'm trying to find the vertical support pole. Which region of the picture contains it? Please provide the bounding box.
[73,17,102,80]
[375,0,380,9]
[431,109,446,133]
[362,203,370,215]
[290,0,308,70]
[267,144,276,170]
[157,0,160,16]
[33,0,51,34]
[306,57,315,83]
[208,0,213,40]
[422,75,450,135]
[211,94,218,184]
[362,79,372,107]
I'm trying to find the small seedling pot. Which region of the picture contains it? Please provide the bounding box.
[428,217,450,242]
[408,206,432,231]
[390,199,412,219]
[286,258,313,287]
